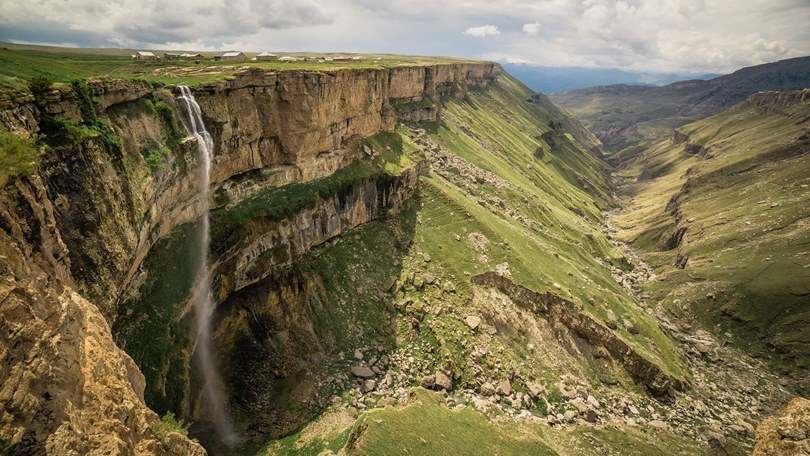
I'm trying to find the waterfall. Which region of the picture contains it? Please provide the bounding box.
[177,86,239,447]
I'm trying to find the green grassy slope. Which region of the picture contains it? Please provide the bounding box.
[612,90,810,389]
[413,73,688,383]
[549,56,810,151]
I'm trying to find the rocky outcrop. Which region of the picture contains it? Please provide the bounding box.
[743,89,810,118]
[193,63,495,202]
[753,397,810,455]
[211,163,423,300]
[0,175,205,455]
[471,271,687,394]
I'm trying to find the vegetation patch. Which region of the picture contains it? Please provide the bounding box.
[113,220,202,416]
[0,129,40,184]
[391,96,435,114]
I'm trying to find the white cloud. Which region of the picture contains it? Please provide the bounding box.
[464,24,500,38]
[522,21,541,36]
[0,0,808,73]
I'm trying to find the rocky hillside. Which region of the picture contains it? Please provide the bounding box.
[610,90,810,395]
[549,56,810,151]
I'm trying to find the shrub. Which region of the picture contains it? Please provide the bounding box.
[150,412,190,444]
[140,145,171,172]
[0,130,40,182]
[38,115,91,148]
[28,76,53,98]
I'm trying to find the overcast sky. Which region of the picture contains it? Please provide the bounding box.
[1,0,808,73]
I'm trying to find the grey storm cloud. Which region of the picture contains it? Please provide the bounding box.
[0,0,808,73]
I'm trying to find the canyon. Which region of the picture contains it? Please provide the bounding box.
[0,55,807,456]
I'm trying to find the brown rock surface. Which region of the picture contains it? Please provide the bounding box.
[754,397,810,455]
[0,176,204,455]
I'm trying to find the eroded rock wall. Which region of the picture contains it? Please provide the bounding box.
[471,271,686,394]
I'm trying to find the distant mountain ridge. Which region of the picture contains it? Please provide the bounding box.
[549,56,810,151]
[502,63,719,93]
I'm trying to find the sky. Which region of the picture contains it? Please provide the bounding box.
[1,0,809,74]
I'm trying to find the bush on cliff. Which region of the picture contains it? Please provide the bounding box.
[0,129,40,185]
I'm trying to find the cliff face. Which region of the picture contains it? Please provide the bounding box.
[0,62,495,453]
[0,174,205,455]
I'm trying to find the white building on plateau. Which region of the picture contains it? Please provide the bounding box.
[132,51,156,60]
[256,52,278,61]
[216,51,247,62]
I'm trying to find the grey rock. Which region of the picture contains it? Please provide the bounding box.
[649,420,668,430]
[606,310,618,329]
[496,379,513,396]
[351,366,375,379]
[623,318,639,334]
[360,379,376,393]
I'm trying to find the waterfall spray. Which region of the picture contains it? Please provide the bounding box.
[177,86,239,446]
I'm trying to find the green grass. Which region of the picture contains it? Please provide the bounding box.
[0,43,483,95]
[260,389,704,455]
[411,74,689,384]
[391,96,435,114]
[211,129,421,246]
[150,412,193,445]
[345,389,558,456]
[0,129,39,184]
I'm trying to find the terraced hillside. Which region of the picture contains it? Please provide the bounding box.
[610,90,810,394]
[549,56,810,151]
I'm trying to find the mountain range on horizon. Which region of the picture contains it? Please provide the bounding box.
[548,55,810,151]
[502,63,721,93]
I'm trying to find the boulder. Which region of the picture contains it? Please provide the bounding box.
[606,310,618,329]
[526,382,545,398]
[496,379,513,396]
[435,371,453,390]
[623,318,639,334]
[351,366,375,379]
[465,315,482,330]
[649,420,668,430]
[360,379,377,393]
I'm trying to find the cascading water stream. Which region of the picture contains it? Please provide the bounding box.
[177,86,239,447]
